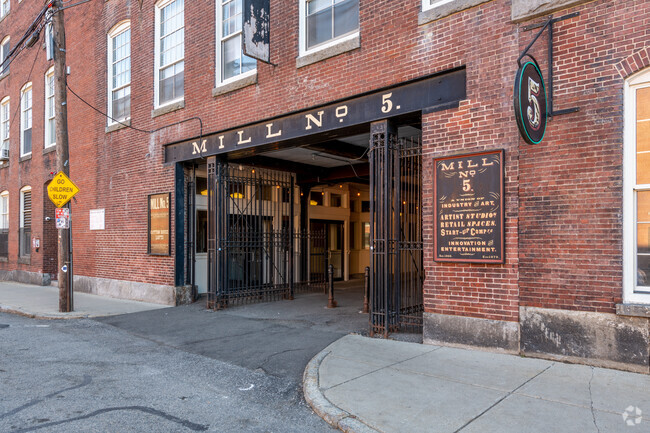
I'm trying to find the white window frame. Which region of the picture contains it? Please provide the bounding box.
[0,190,8,231]
[20,82,32,157]
[623,68,650,304]
[0,0,9,20]
[298,0,359,57]
[0,36,9,75]
[107,20,131,124]
[215,0,256,87]
[422,0,454,12]
[44,67,55,148]
[1,96,9,155]
[154,0,184,108]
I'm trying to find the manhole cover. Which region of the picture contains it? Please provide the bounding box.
[0,324,8,329]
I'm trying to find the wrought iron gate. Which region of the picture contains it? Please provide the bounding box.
[369,121,424,336]
[206,163,326,308]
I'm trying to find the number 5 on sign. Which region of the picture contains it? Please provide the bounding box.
[47,172,80,208]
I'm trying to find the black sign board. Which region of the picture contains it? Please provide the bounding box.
[165,68,466,163]
[243,0,270,64]
[514,60,547,145]
[434,150,504,264]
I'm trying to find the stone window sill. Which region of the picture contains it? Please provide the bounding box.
[106,119,131,133]
[0,256,7,262]
[43,145,56,155]
[19,154,31,163]
[511,0,594,23]
[616,303,650,319]
[17,257,30,265]
[419,0,492,26]
[213,73,257,97]
[0,71,8,83]
[152,100,185,118]
[296,34,360,69]
[0,161,8,169]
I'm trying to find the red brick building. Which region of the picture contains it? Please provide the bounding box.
[0,0,648,372]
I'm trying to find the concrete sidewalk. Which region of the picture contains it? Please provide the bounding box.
[0,281,169,318]
[304,334,649,433]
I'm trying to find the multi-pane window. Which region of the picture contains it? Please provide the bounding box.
[108,23,131,123]
[156,0,184,106]
[0,191,7,258]
[45,68,55,148]
[1,97,8,158]
[19,186,30,258]
[20,83,31,156]
[217,0,256,84]
[0,0,9,19]
[0,36,9,75]
[625,69,650,303]
[304,0,359,51]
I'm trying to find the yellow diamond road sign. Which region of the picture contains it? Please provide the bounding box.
[47,171,80,208]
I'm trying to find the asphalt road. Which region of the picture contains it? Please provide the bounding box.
[0,285,367,432]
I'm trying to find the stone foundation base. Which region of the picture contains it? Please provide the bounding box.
[520,306,649,373]
[0,269,51,286]
[74,275,182,306]
[423,312,520,353]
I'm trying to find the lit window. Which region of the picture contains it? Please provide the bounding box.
[301,0,359,52]
[362,221,370,249]
[0,190,7,258]
[155,0,184,107]
[45,67,55,148]
[624,68,650,304]
[108,22,131,123]
[19,186,30,258]
[0,36,9,75]
[1,96,8,159]
[20,83,31,157]
[0,0,9,19]
[216,0,256,85]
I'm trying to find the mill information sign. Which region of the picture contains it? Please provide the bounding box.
[434,150,505,264]
[514,60,547,145]
[47,171,80,208]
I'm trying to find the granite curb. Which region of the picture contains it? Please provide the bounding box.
[303,346,381,433]
[0,304,92,320]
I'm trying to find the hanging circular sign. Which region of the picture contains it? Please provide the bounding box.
[514,60,547,145]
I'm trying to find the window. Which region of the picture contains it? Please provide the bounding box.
[301,0,359,52]
[20,83,31,157]
[349,221,355,250]
[19,186,30,257]
[0,0,8,19]
[0,191,7,258]
[361,200,370,213]
[1,97,8,158]
[44,67,55,148]
[155,0,184,107]
[108,22,131,123]
[624,69,650,304]
[0,36,9,75]
[330,193,342,207]
[362,221,370,249]
[422,0,451,11]
[310,190,324,206]
[216,0,256,85]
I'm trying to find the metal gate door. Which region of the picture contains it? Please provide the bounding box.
[369,121,424,336]
[206,163,326,309]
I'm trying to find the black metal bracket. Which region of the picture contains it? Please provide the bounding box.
[518,12,580,118]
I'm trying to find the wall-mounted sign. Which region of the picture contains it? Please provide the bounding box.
[243,0,271,64]
[514,60,547,145]
[89,209,105,231]
[148,193,170,256]
[434,150,505,264]
[165,69,467,163]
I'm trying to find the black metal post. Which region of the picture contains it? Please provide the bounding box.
[288,175,295,300]
[327,264,337,308]
[363,266,369,314]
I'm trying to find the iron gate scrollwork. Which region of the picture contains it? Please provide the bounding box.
[206,161,326,308]
[369,121,424,336]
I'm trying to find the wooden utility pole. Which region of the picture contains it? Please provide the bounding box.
[52,0,72,312]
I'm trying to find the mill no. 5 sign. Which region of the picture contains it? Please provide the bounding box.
[514,60,547,145]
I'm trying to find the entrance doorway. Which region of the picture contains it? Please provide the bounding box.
[195,194,208,294]
[311,220,344,281]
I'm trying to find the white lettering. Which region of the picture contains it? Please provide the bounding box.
[305,111,324,130]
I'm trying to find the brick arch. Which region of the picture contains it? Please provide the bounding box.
[616,47,650,79]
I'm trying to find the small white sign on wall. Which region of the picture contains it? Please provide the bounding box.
[89,209,105,230]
